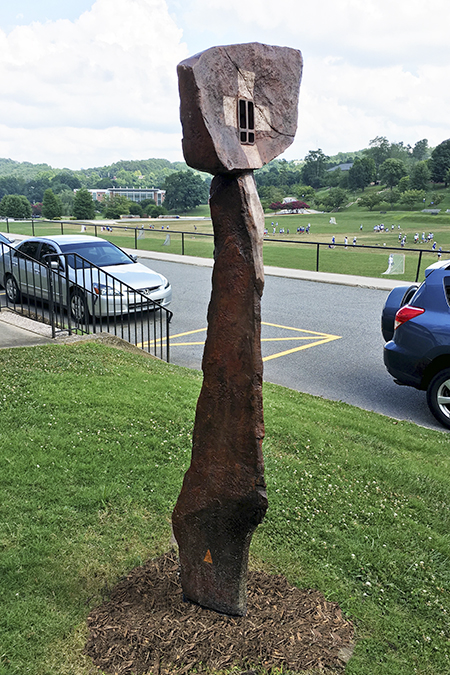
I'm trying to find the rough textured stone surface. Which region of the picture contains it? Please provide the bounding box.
[172,172,268,615]
[173,42,302,616]
[178,42,302,174]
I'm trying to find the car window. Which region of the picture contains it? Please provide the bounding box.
[16,241,40,260]
[39,243,60,264]
[444,278,450,307]
[60,241,133,269]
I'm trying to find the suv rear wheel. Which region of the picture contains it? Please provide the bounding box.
[426,368,450,429]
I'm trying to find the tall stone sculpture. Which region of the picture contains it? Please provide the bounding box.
[172,43,302,616]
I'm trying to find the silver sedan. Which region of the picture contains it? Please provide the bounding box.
[0,234,172,322]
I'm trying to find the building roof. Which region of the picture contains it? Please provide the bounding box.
[327,162,354,172]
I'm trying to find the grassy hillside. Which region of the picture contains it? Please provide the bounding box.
[0,341,449,675]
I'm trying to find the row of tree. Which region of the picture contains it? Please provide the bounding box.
[0,136,449,218]
[0,188,97,220]
[0,188,171,220]
[0,157,194,198]
[287,137,442,192]
[0,170,211,220]
[0,160,209,208]
[257,138,450,211]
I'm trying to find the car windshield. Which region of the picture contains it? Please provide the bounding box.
[0,233,11,245]
[59,241,134,269]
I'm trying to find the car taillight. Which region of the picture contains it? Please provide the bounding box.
[394,305,425,330]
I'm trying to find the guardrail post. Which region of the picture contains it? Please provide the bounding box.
[166,311,170,362]
[46,262,56,338]
[316,242,320,272]
[65,255,73,336]
[415,250,423,283]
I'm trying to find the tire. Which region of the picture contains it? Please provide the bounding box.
[70,288,89,324]
[5,275,20,304]
[426,368,450,429]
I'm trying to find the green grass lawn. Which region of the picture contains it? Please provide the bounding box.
[0,341,449,675]
[3,205,450,282]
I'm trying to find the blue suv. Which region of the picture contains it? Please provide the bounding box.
[382,260,450,430]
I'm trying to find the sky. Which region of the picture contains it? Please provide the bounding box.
[0,0,449,170]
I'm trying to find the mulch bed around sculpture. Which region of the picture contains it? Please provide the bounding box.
[84,550,354,674]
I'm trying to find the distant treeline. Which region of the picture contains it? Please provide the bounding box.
[0,157,194,203]
[1,136,449,216]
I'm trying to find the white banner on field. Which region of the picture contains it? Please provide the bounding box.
[383,253,405,275]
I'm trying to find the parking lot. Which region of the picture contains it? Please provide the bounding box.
[139,257,444,431]
[1,249,445,431]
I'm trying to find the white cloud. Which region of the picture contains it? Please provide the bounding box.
[182,0,450,67]
[285,55,450,158]
[174,0,450,158]
[0,0,188,168]
[0,124,185,169]
[0,0,449,168]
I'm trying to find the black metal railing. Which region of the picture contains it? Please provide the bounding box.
[83,223,446,283]
[0,240,172,361]
[2,218,449,283]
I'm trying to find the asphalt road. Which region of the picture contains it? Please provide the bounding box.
[0,251,444,432]
[140,257,446,433]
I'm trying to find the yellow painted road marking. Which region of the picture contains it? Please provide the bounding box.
[141,322,342,361]
[263,335,341,362]
[264,320,330,334]
[170,328,208,339]
[166,327,208,346]
[263,336,323,341]
[169,341,206,346]
[261,321,341,362]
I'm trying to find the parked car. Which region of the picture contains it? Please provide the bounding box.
[382,259,450,429]
[0,234,172,322]
[0,232,13,245]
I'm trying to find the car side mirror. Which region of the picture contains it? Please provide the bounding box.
[50,259,64,272]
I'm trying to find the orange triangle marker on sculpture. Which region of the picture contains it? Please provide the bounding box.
[204,549,213,564]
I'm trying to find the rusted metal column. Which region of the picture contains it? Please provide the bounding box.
[172,43,302,616]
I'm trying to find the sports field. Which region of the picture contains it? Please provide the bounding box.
[3,207,450,282]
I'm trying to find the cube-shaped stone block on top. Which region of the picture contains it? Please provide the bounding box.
[178,42,303,175]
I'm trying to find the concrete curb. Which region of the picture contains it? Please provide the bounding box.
[124,248,414,292]
[2,231,414,291]
[0,308,55,338]
[0,308,160,354]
